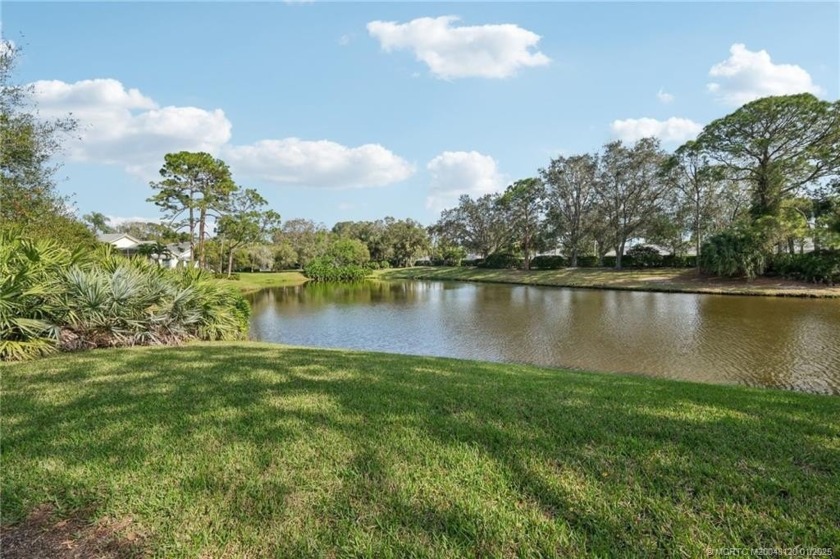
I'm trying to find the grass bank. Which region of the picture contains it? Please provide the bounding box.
[378,266,840,298]
[217,271,307,294]
[2,343,838,557]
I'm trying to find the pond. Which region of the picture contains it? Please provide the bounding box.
[247,280,840,395]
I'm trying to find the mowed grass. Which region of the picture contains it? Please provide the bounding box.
[378,266,840,298]
[216,271,307,294]
[2,343,839,557]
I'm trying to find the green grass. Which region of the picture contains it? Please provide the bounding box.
[2,343,838,557]
[217,271,307,294]
[378,266,840,298]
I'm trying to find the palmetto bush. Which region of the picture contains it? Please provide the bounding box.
[0,234,250,361]
[0,234,83,360]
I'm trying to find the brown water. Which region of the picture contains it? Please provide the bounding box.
[248,280,840,394]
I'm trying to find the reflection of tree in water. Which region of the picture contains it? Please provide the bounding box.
[246,281,840,393]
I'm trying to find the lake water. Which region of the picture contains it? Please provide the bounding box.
[247,280,840,395]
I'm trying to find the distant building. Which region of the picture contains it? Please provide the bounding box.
[97,233,194,269]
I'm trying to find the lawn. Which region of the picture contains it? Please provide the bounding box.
[378,266,840,298]
[216,271,307,294]
[2,343,838,557]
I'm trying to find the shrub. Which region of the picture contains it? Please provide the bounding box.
[478,253,522,269]
[0,235,82,360]
[575,255,599,267]
[626,245,664,268]
[0,234,250,361]
[461,259,483,267]
[530,255,566,269]
[414,260,432,267]
[662,254,697,268]
[379,260,391,270]
[365,261,381,270]
[303,259,368,282]
[768,251,840,285]
[700,228,769,279]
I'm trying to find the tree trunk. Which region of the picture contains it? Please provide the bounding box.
[188,206,195,264]
[227,248,234,277]
[198,207,207,268]
[614,236,626,269]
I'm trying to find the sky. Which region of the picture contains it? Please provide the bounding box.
[3,1,839,229]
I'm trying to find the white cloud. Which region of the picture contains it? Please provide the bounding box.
[426,151,506,210]
[610,117,703,144]
[367,16,550,79]
[656,89,675,104]
[222,138,414,188]
[31,78,413,190]
[707,43,824,105]
[32,78,232,178]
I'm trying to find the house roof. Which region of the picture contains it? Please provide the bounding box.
[166,243,192,258]
[97,233,144,245]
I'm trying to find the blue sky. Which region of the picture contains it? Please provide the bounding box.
[4,1,839,229]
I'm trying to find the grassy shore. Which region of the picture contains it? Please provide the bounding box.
[378,266,840,298]
[217,271,307,294]
[2,343,838,557]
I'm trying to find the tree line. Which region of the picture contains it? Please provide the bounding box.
[3,37,838,282]
[430,93,840,277]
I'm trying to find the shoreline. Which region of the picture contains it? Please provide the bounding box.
[376,266,840,299]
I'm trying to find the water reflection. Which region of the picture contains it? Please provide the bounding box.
[248,280,840,394]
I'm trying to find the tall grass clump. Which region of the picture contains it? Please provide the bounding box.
[0,233,250,361]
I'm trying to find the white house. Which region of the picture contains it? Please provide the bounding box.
[97,233,194,269]
[97,233,143,252]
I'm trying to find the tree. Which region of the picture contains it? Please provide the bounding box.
[595,138,669,269]
[433,194,511,258]
[333,220,391,262]
[0,40,92,247]
[216,188,280,276]
[499,178,545,270]
[82,212,113,235]
[323,237,370,267]
[664,142,728,264]
[694,94,840,219]
[272,218,329,268]
[541,154,599,266]
[811,187,840,250]
[148,151,237,268]
[384,217,429,267]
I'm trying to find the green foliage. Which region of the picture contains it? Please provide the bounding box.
[769,251,840,285]
[626,245,664,268]
[700,227,769,279]
[0,234,83,360]
[0,234,249,361]
[302,259,368,282]
[661,254,697,268]
[1,41,79,234]
[148,151,237,267]
[530,255,567,269]
[324,237,370,267]
[478,252,523,269]
[378,260,391,270]
[694,94,840,219]
[575,255,599,267]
